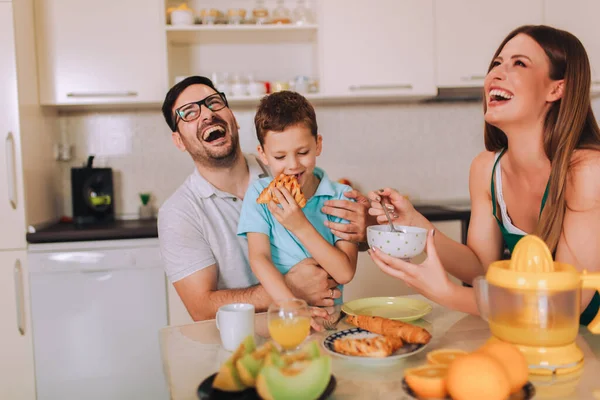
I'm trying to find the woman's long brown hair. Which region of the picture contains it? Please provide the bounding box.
[483,25,600,252]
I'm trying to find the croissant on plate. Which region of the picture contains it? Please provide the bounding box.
[256,173,307,208]
[346,314,432,345]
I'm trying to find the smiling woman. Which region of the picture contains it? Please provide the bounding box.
[366,24,600,327]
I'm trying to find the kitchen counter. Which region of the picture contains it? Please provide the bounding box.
[25,205,470,244]
[159,295,600,400]
[26,218,158,243]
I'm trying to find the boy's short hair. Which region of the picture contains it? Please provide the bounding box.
[254,91,318,145]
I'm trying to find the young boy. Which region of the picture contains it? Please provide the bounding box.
[237,91,358,306]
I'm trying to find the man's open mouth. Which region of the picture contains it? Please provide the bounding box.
[202,125,226,142]
[489,88,514,104]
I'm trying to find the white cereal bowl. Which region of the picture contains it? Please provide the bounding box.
[367,225,428,260]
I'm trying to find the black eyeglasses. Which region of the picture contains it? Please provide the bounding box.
[174,92,229,125]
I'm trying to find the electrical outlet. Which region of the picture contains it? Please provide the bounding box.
[54,143,73,162]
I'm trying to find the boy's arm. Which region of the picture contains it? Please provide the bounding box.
[293,225,358,284]
[268,186,358,284]
[247,232,295,302]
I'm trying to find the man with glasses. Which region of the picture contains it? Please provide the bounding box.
[158,76,371,321]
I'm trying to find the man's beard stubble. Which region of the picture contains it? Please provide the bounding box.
[181,126,241,169]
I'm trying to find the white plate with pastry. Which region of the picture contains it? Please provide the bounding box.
[322,328,428,363]
[322,314,432,363]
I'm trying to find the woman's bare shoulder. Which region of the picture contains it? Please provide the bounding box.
[469,150,497,198]
[470,151,497,181]
[567,149,600,209]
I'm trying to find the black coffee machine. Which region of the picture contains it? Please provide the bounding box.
[71,155,115,226]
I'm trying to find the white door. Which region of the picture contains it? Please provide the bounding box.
[35,0,168,105]
[0,251,36,400]
[434,0,543,88]
[544,0,600,93]
[318,0,437,98]
[0,2,26,251]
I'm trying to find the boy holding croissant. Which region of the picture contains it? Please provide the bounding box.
[237,91,359,318]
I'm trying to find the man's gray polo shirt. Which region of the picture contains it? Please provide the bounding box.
[158,155,269,288]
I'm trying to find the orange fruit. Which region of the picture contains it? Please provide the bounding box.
[426,348,469,366]
[478,341,529,394]
[404,365,448,399]
[446,352,511,400]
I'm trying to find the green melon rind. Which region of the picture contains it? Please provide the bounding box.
[256,355,332,400]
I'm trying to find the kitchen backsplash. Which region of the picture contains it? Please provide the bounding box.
[56,98,600,219]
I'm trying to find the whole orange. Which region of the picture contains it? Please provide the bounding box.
[446,352,511,400]
[478,341,529,394]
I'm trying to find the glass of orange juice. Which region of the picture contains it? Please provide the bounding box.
[267,298,311,352]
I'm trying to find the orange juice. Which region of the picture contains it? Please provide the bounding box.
[489,313,578,346]
[268,316,310,350]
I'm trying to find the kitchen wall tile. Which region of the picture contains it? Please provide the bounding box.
[56,98,600,218]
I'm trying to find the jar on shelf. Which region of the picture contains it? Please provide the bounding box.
[252,0,270,24]
[292,0,314,25]
[227,8,247,25]
[199,8,222,25]
[272,0,292,24]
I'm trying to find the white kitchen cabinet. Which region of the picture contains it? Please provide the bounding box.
[434,0,543,88]
[318,0,437,99]
[544,0,600,93]
[0,251,36,400]
[0,1,26,250]
[35,0,168,105]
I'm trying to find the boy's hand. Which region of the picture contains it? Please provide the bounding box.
[268,186,310,233]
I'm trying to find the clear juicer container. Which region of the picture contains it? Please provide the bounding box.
[478,280,581,347]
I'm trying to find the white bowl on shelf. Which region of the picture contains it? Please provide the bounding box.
[170,9,195,26]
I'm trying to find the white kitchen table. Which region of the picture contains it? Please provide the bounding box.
[159,295,600,400]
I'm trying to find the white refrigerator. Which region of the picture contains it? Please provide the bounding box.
[0,1,48,399]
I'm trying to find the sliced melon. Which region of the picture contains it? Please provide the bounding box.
[212,335,256,392]
[256,355,332,400]
[281,340,322,365]
[236,341,278,387]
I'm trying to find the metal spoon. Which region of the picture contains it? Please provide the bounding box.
[380,199,406,233]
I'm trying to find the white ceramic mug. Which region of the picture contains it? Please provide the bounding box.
[216,303,255,351]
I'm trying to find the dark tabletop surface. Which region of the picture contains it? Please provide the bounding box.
[25,204,470,244]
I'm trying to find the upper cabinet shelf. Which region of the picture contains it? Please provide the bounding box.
[165,23,318,32]
[165,22,318,44]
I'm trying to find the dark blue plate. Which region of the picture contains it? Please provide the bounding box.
[402,378,536,400]
[197,373,337,400]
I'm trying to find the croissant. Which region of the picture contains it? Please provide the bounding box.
[256,173,307,208]
[346,315,431,345]
[333,336,404,358]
